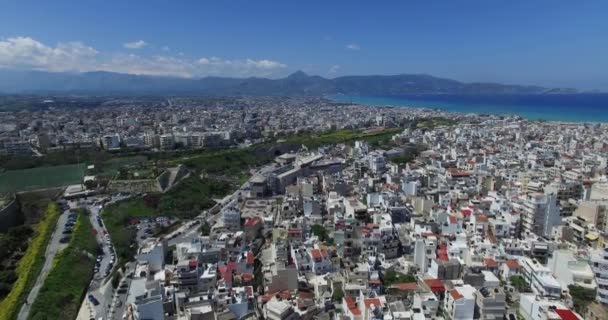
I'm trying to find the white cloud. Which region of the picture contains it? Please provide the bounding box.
[161,46,170,52]
[0,36,287,78]
[0,36,98,72]
[123,40,147,49]
[328,65,340,74]
[196,57,286,77]
[346,43,360,51]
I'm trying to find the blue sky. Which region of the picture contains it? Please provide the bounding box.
[1,0,607,90]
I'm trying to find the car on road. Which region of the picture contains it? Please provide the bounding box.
[60,236,71,243]
[62,229,73,235]
[88,294,100,306]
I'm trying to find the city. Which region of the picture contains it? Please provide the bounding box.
[2,96,608,320]
[1,1,608,320]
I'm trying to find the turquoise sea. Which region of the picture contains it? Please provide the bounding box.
[329,94,608,123]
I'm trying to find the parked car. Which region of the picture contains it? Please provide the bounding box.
[60,236,71,243]
[88,294,100,306]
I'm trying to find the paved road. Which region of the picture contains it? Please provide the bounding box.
[17,202,74,320]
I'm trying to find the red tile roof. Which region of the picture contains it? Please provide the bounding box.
[311,249,322,259]
[450,290,464,300]
[460,208,473,216]
[555,309,580,320]
[363,298,382,309]
[505,259,519,270]
[244,217,261,227]
[449,215,458,224]
[484,258,498,268]
[437,244,449,262]
[390,282,418,291]
[344,296,361,316]
[424,278,445,293]
[247,251,254,265]
[476,214,489,223]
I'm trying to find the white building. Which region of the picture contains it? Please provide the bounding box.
[368,153,386,173]
[520,257,561,298]
[446,284,476,320]
[309,248,332,274]
[590,248,608,305]
[520,193,560,238]
[137,238,167,273]
[519,293,582,320]
[102,133,121,150]
[548,250,596,291]
[222,207,241,231]
[159,134,174,150]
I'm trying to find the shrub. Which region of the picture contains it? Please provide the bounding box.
[0,203,59,320]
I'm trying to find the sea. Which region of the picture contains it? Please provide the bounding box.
[328,94,608,123]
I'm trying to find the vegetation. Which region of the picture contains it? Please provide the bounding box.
[200,221,211,236]
[284,128,401,150]
[415,117,457,129]
[103,175,231,263]
[509,275,530,293]
[311,224,332,243]
[0,203,60,320]
[0,226,34,298]
[158,176,232,218]
[332,287,344,301]
[99,156,149,178]
[568,284,596,314]
[28,211,98,320]
[383,270,416,286]
[102,198,153,262]
[0,164,85,193]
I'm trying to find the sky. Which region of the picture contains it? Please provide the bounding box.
[0,0,607,90]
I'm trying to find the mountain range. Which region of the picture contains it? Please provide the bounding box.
[0,69,577,96]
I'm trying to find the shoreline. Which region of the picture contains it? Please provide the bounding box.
[327,94,608,124]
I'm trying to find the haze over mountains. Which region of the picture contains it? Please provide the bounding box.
[0,69,577,96]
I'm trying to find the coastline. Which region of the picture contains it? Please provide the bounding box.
[327,94,608,123]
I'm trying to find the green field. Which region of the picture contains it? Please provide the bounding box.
[98,156,148,178]
[0,164,85,193]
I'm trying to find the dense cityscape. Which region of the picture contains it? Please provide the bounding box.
[2,2,608,320]
[1,95,608,320]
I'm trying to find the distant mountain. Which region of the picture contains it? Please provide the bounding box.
[0,69,577,95]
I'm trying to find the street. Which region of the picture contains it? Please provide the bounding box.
[16,201,75,320]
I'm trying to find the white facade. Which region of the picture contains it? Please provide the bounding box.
[548,250,596,291]
[521,193,560,238]
[446,285,476,320]
[520,257,561,298]
[223,207,241,231]
[102,133,121,150]
[591,248,608,305]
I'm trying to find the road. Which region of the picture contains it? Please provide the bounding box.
[74,164,277,319]
[74,195,129,320]
[17,202,75,320]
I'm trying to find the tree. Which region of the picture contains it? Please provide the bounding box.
[568,284,596,314]
[111,273,121,289]
[383,270,416,286]
[200,221,211,236]
[509,275,530,293]
[84,179,97,190]
[311,224,330,243]
[332,287,344,301]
